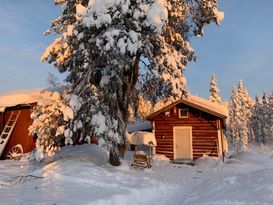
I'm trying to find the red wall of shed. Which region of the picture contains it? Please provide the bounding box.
[1,108,36,159]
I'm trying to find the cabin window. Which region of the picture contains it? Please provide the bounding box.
[179,108,188,118]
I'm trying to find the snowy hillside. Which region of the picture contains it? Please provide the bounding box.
[1,144,273,205]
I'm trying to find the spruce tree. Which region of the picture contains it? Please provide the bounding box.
[263,92,273,142]
[251,96,264,143]
[42,0,224,165]
[229,80,253,151]
[228,85,239,146]
[268,93,273,140]
[209,74,222,103]
[251,92,273,144]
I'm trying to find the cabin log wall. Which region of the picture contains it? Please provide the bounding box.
[152,103,221,160]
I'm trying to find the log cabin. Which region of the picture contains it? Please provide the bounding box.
[146,95,228,162]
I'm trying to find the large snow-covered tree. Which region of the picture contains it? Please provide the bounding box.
[209,74,222,103]
[42,0,224,165]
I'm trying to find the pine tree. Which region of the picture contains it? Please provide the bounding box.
[209,74,222,103]
[41,0,224,165]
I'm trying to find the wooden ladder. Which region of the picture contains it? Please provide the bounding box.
[0,111,21,157]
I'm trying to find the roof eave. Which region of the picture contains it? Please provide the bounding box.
[146,99,228,120]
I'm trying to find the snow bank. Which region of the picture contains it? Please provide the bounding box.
[186,151,273,205]
[51,144,109,167]
[195,156,220,170]
[153,154,169,161]
[248,144,273,157]
[152,154,170,167]
[2,145,273,205]
[227,151,273,168]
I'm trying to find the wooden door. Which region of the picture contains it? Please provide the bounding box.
[173,126,192,161]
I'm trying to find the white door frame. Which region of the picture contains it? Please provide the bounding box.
[173,126,193,160]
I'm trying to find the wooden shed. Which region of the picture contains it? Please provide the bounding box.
[146,95,228,162]
[0,90,40,159]
[0,104,36,159]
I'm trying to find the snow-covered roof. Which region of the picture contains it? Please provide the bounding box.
[128,121,152,133]
[127,131,157,146]
[0,89,42,111]
[147,94,229,119]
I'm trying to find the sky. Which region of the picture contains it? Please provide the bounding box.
[0,0,272,100]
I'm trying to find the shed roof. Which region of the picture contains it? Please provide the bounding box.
[0,89,42,112]
[128,120,152,133]
[147,95,229,119]
[127,131,157,146]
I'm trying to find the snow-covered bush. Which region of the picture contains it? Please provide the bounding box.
[29,90,82,160]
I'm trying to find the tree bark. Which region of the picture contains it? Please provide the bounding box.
[109,148,121,166]
[109,54,141,166]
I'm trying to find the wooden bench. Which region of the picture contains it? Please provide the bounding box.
[131,152,152,169]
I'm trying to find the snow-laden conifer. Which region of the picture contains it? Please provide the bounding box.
[209,74,222,103]
[252,92,273,143]
[229,80,253,151]
[251,95,266,143]
[42,0,224,165]
[268,93,273,139]
[228,85,239,146]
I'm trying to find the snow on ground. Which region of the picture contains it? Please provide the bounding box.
[1,144,273,205]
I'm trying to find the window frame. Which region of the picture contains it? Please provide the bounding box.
[178,107,189,118]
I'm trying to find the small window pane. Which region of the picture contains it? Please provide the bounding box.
[179,108,188,118]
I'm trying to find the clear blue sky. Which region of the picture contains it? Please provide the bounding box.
[0,0,272,100]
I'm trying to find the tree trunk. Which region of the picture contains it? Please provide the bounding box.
[109,147,122,166]
[108,54,140,166]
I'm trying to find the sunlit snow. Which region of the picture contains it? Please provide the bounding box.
[1,144,273,205]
